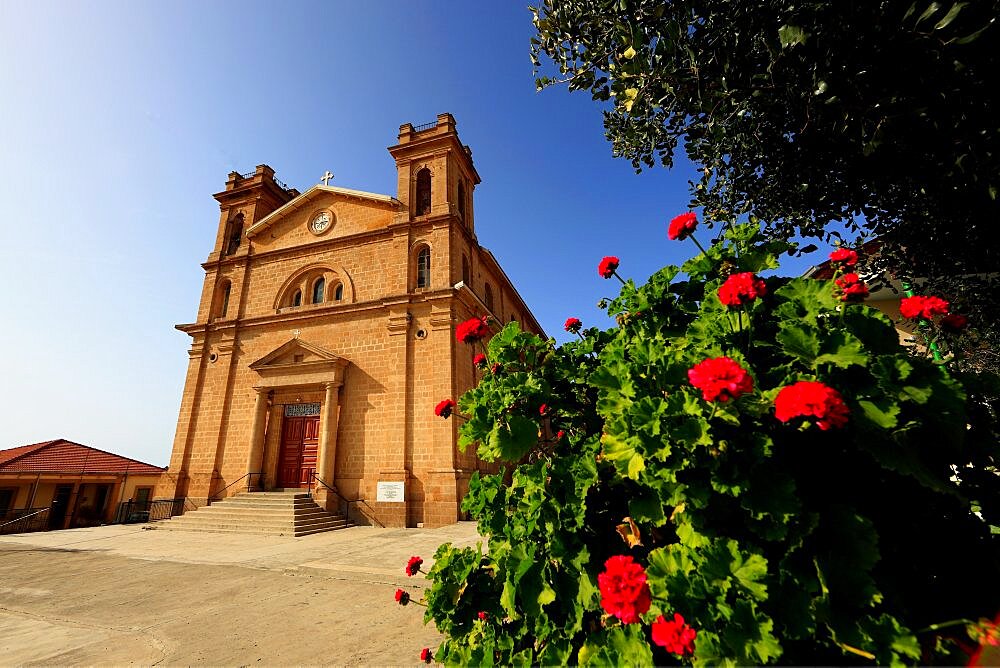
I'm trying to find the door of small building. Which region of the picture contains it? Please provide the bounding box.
[277,406,320,489]
[49,485,73,529]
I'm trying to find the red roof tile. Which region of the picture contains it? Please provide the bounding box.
[0,441,55,465]
[0,440,164,475]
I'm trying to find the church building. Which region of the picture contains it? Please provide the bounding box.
[161,114,541,528]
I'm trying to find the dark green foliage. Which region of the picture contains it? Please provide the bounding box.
[529,0,1000,366]
[423,226,1000,665]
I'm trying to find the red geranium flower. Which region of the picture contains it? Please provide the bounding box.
[477,611,488,621]
[834,273,869,302]
[900,295,949,320]
[687,356,754,402]
[473,353,487,368]
[668,212,699,241]
[598,256,620,279]
[717,272,767,307]
[564,317,582,333]
[556,430,565,440]
[539,404,550,416]
[775,381,850,430]
[420,647,433,663]
[434,399,455,419]
[456,315,490,344]
[405,556,423,577]
[940,313,969,332]
[597,555,651,624]
[829,248,859,266]
[652,613,697,656]
[394,588,410,606]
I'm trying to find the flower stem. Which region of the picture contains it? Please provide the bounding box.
[614,272,627,286]
[742,304,754,353]
[690,233,708,256]
[915,618,972,634]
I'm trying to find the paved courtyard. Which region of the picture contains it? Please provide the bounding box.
[0,522,481,666]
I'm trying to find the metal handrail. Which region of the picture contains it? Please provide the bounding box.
[308,473,384,528]
[0,507,47,530]
[208,471,263,503]
[412,121,437,131]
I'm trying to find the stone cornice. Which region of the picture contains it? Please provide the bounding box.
[176,289,459,336]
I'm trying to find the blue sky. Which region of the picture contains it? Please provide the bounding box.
[0,1,814,465]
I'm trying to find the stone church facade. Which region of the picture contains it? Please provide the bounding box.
[161,114,541,527]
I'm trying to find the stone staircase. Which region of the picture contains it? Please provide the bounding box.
[159,490,352,537]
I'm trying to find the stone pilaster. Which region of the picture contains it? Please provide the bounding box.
[378,303,411,527]
[245,388,271,490]
[315,382,341,512]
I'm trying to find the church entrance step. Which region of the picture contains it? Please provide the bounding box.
[159,491,352,537]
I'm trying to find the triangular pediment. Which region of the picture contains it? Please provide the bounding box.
[250,338,343,370]
[246,184,400,240]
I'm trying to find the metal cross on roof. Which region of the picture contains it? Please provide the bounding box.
[320,170,334,186]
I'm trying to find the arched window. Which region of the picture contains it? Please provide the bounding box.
[225,214,243,256]
[292,290,302,307]
[334,283,343,301]
[415,168,431,216]
[416,247,431,288]
[312,277,326,304]
[462,255,470,284]
[484,283,494,312]
[214,280,232,319]
[458,181,466,221]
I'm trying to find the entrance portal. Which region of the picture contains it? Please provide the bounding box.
[277,404,320,488]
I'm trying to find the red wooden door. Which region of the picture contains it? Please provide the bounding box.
[277,415,320,488]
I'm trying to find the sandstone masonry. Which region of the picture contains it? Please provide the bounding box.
[159,114,542,527]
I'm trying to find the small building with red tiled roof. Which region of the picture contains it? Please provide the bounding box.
[0,439,164,531]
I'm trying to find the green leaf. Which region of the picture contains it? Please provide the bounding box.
[580,626,655,666]
[489,415,538,461]
[629,487,667,524]
[601,432,646,479]
[500,579,518,619]
[630,396,667,436]
[537,582,556,607]
[934,2,966,29]
[731,551,770,600]
[775,279,840,325]
[748,617,783,663]
[857,398,900,429]
[776,324,820,365]
[815,331,869,369]
[676,521,710,548]
[778,24,809,47]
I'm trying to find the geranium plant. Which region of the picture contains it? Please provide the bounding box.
[418,220,1000,665]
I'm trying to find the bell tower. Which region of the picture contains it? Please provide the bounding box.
[388,112,481,234]
[209,164,299,262]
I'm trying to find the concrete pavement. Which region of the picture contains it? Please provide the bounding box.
[0,522,481,665]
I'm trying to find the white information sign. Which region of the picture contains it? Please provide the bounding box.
[376,481,405,503]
